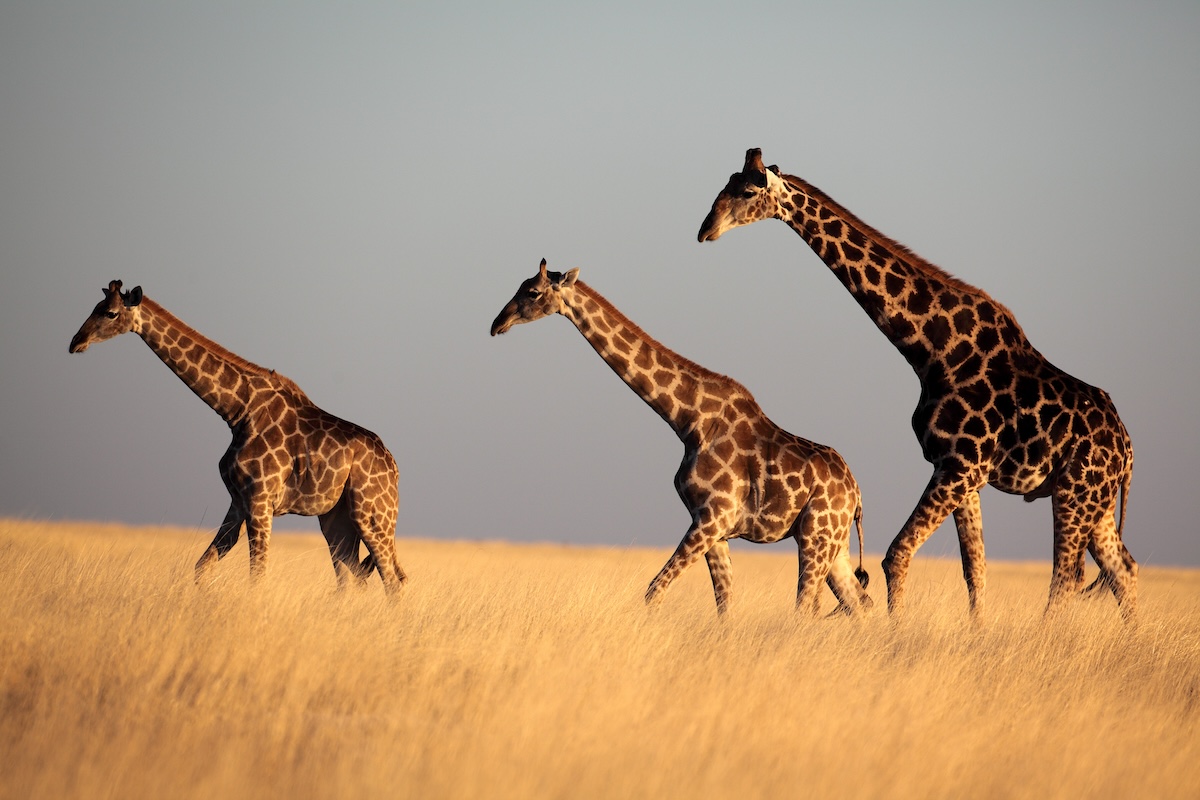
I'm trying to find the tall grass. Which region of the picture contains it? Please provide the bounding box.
[1,518,1197,799]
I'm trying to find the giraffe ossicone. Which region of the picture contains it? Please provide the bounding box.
[699,149,1137,622]
[69,279,407,595]
[491,259,871,617]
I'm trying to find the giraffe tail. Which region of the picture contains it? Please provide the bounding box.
[853,503,869,589]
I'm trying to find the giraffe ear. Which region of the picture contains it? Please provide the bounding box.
[561,268,580,287]
[768,164,780,176]
[124,286,143,307]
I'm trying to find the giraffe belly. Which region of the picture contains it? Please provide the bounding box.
[740,523,792,545]
[989,459,1055,498]
[277,492,342,517]
[282,468,354,515]
[739,505,801,545]
[274,466,351,516]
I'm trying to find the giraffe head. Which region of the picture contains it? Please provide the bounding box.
[69,279,144,353]
[490,259,580,336]
[697,148,786,243]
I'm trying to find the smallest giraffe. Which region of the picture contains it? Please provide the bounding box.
[69,280,407,595]
[491,260,871,617]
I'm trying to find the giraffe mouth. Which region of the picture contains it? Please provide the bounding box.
[69,336,90,353]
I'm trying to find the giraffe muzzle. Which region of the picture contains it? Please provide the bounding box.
[490,313,515,337]
[697,209,724,243]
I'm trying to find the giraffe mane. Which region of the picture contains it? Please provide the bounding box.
[141,296,313,404]
[780,174,999,301]
[780,172,1033,349]
[574,280,758,403]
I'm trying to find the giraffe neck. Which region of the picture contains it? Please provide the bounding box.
[133,297,295,426]
[775,173,1027,374]
[560,281,745,441]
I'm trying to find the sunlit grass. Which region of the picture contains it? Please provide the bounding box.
[1,518,1197,799]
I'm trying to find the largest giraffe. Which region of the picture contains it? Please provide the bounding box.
[69,280,407,595]
[491,260,871,617]
[698,149,1136,622]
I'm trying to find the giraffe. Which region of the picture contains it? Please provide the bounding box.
[697,149,1136,622]
[68,280,407,595]
[490,260,871,617]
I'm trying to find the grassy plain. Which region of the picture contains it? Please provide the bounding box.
[1,517,1197,799]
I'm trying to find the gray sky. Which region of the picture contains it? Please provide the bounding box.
[2,1,1197,570]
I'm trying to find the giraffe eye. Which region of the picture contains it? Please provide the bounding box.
[105,311,119,319]
[528,290,543,300]
[740,190,756,199]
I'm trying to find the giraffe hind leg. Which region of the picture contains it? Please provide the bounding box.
[829,505,872,615]
[1048,435,1138,622]
[345,487,406,599]
[824,557,869,618]
[319,493,373,590]
[1083,511,1138,622]
[1080,538,1137,597]
[1048,464,1137,622]
[793,509,839,618]
[360,528,405,599]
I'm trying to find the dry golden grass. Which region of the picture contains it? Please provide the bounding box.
[1,518,1197,799]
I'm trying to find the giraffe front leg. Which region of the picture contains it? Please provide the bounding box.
[245,501,273,582]
[195,502,244,584]
[883,469,979,617]
[704,540,734,615]
[645,513,726,610]
[952,490,987,622]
